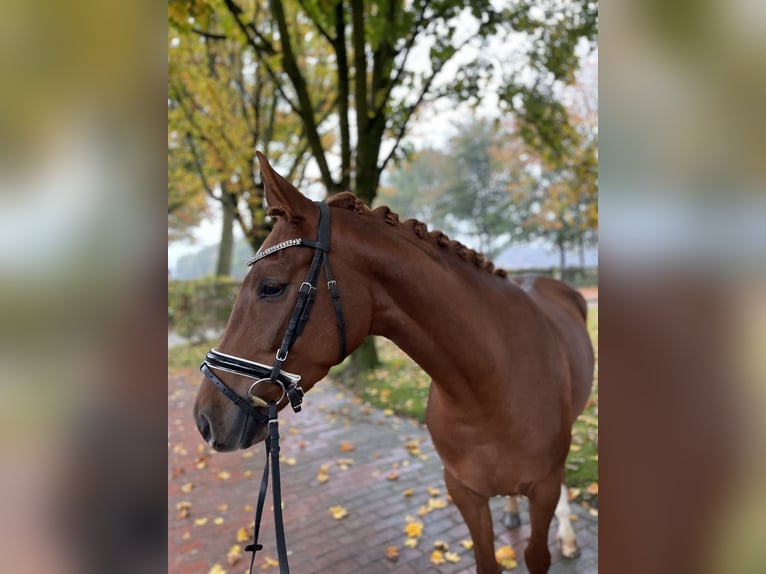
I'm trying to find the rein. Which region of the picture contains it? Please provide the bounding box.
[199,202,346,574]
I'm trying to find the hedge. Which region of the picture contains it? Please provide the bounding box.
[168,276,241,342]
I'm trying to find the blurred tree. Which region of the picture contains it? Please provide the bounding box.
[521,59,598,276]
[168,3,331,272]
[382,118,537,258]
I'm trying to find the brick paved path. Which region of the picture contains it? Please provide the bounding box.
[169,370,597,574]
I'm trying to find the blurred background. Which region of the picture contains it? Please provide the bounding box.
[0,0,763,572]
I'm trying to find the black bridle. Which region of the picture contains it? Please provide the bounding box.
[199,202,346,574]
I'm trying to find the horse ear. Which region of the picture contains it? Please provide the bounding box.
[256,151,314,222]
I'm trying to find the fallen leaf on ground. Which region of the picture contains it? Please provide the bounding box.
[404,538,418,548]
[236,528,250,542]
[496,545,518,570]
[587,482,599,495]
[385,546,400,561]
[226,544,242,566]
[213,517,224,525]
[207,563,226,574]
[434,540,449,550]
[403,439,421,456]
[568,487,581,500]
[386,471,400,481]
[217,471,232,480]
[431,550,446,565]
[427,486,440,497]
[328,506,348,520]
[403,520,423,538]
[445,551,461,563]
[339,441,355,452]
[181,482,194,493]
[176,501,191,519]
[260,556,279,569]
[383,408,394,416]
[194,517,208,527]
[460,539,473,550]
[402,488,414,497]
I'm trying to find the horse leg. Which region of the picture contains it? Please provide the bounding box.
[444,469,500,574]
[502,496,521,529]
[555,483,580,558]
[524,472,562,574]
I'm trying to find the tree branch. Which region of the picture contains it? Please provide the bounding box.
[334,1,351,189]
[192,28,228,41]
[269,0,336,190]
[379,33,480,173]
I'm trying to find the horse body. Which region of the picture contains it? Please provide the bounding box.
[194,155,594,574]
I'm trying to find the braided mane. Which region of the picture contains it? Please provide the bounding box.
[327,192,507,278]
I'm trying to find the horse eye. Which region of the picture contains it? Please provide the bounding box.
[259,283,286,298]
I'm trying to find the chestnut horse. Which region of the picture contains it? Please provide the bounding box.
[194,154,594,574]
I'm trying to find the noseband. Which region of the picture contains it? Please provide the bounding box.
[198,201,347,574]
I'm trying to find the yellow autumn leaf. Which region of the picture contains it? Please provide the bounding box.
[217,471,232,480]
[445,551,461,563]
[386,471,400,481]
[460,539,473,550]
[568,487,581,500]
[404,537,418,548]
[433,540,449,550]
[181,531,191,541]
[402,488,414,497]
[403,520,423,538]
[339,441,355,452]
[496,545,518,569]
[236,528,250,543]
[383,408,394,416]
[213,517,224,525]
[181,482,194,493]
[428,498,447,511]
[587,482,599,495]
[328,506,348,520]
[431,550,446,565]
[385,546,400,561]
[207,563,226,574]
[227,544,242,566]
[260,556,279,569]
[427,486,440,497]
[417,506,428,516]
[194,517,209,527]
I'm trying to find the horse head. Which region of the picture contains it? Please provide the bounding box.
[193,153,371,451]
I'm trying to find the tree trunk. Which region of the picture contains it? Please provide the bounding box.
[351,337,379,373]
[557,237,566,281]
[215,183,235,277]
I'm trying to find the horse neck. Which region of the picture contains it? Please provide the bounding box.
[343,218,530,401]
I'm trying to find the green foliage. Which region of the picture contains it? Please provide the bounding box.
[381,117,536,258]
[168,276,241,341]
[168,338,219,371]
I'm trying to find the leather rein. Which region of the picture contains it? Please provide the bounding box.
[199,202,346,574]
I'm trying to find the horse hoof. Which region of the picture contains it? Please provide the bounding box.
[502,511,521,529]
[557,537,580,559]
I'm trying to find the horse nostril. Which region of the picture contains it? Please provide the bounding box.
[197,412,212,443]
